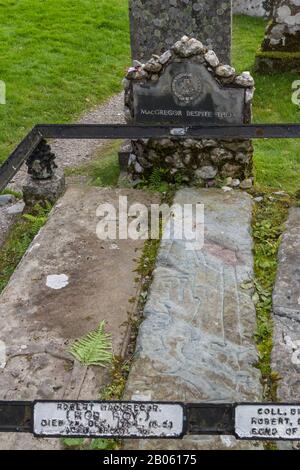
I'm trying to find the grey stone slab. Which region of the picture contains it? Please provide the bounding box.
[133,62,245,125]
[0,185,160,450]
[272,208,300,401]
[129,0,232,64]
[272,207,300,451]
[124,188,262,450]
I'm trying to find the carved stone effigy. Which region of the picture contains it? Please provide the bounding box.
[123,36,255,186]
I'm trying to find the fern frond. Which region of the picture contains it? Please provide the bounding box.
[69,321,113,367]
[23,213,47,235]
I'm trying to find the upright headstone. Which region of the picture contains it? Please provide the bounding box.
[129,0,232,64]
[256,0,300,72]
[123,37,255,186]
[233,0,271,17]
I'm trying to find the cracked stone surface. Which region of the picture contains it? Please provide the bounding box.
[272,207,300,450]
[124,188,262,450]
[0,185,159,450]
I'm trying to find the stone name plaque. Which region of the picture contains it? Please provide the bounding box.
[235,404,300,440]
[133,62,245,125]
[33,401,185,438]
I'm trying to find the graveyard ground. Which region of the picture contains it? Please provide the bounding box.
[0,7,300,451]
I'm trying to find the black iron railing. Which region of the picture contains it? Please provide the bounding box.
[1,123,300,192]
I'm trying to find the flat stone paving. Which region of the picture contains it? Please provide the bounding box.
[124,188,263,450]
[272,207,300,450]
[0,185,159,450]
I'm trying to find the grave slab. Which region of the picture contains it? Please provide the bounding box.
[124,188,263,450]
[0,185,159,450]
[272,207,300,450]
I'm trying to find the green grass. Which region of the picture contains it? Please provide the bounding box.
[233,15,300,193]
[252,195,290,395]
[0,0,130,164]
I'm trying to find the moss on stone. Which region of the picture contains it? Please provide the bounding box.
[256,49,300,60]
[255,49,300,74]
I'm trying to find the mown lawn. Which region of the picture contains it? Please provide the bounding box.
[0,0,130,163]
[233,15,300,193]
[0,7,299,193]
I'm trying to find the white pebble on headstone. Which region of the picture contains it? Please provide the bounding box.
[235,71,254,87]
[215,64,235,77]
[158,50,172,65]
[204,50,219,67]
[245,87,255,103]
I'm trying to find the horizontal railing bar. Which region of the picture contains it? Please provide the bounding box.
[37,123,300,140]
[0,402,32,433]
[1,123,300,192]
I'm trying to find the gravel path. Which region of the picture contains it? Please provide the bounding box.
[8,92,125,192]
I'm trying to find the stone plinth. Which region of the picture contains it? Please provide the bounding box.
[22,168,65,206]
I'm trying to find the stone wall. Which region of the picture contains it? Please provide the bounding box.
[123,37,255,187]
[233,0,271,17]
[129,0,232,64]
